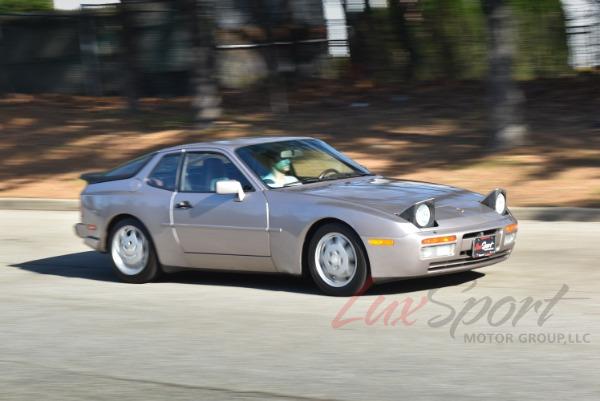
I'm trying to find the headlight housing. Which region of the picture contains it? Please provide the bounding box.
[398,201,435,228]
[415,204,431,227]
[495,192,506,214]
[481,188,507,215]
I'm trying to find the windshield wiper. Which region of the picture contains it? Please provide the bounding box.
[344,172,373,178]
[299,177,321,184]
[322,172,372,181]
[300,172,372,184]
[282,181,303,187]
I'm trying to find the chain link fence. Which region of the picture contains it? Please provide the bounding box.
[0,0,328,95]
[0,0,598,95]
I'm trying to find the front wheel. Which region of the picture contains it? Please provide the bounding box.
[109,218,160,283]
[308,223,370,296]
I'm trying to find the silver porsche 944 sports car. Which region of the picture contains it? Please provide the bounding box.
[75,137,518,296]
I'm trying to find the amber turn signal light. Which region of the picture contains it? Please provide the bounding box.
[368,238,395,246]
[504,223,518,233]
[421,235,457,245]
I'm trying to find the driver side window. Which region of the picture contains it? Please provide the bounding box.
[180,152,253,193]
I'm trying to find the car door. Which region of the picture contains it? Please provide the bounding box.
[138,150,190,268]
[172,151,270,257]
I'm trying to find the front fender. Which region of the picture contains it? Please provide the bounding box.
[265,191,415,275]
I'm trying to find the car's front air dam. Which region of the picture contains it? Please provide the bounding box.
[363,215,517,280]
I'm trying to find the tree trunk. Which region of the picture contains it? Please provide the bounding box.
[482,0,528,149]
[79,10,102,96]
[249,0,288,113]
[389,0,419,80]
[0,21,7,95]
[118,0,139,112]
[186,0,222,127]
[430,0,457,80]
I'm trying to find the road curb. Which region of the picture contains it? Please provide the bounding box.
[0,198,79,211]
[510,207,600,222]
[0,198,599,222]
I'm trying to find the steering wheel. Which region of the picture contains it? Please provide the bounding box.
[318,168,340,180]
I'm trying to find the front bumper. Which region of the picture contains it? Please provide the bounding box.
[74,223,103,251]
[365,217,517,280]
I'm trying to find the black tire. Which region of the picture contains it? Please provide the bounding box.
[108,218,161,283]
[308,222,370,296]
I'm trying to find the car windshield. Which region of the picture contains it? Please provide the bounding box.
[236,139,372,188]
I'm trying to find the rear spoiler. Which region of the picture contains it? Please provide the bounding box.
[80,172,131,184]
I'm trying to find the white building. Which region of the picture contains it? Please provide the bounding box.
[53,0,120,10]
[559,0,600,68]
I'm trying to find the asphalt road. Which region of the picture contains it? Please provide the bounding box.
[0,210,598,401]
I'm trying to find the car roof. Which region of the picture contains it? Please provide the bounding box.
[158,136,315,153]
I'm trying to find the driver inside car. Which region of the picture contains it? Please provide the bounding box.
[262,155,300,188]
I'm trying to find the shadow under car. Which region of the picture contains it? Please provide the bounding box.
[10,251,485,296]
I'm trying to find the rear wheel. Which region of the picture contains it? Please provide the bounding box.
[109,218,160,283]
[308,223,369,296]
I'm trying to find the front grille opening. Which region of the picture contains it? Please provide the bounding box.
[428,250,510,271]
[462,228,498,239]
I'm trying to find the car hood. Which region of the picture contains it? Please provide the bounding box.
[295,176,489,219]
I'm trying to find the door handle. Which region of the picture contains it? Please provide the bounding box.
[175,200,193,209]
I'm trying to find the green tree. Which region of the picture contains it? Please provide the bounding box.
[0,0,52,12]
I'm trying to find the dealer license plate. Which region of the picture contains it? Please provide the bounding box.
[472,235,496,258]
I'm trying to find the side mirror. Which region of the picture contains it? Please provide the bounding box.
[215,180,246,201]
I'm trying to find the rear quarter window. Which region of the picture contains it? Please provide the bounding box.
[147,153,181,191]
[104,153,155,179]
